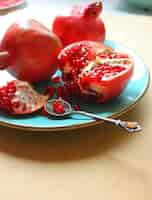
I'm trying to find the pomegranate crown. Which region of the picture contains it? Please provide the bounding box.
[83,1,103,19]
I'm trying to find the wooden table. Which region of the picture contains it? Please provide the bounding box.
[0,1,152,199]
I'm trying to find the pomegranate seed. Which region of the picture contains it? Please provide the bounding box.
[41,107,49,117]
[11,101,20,108]
[52,76,62,84]
[45,86,56,98]
[114,54,129,59]
[56,85,70,100]
[69,81,80,96]
[62,86,70,101]
[56,86,64,98]
[52,100,65,114]
[62,74,71,82]
[73,104,80,111]
[98,54,107,58]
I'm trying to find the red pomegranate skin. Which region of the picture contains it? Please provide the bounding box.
[0,19,63,82]
[52,1,106,47]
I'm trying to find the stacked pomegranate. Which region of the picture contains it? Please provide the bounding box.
[0,1,134,115]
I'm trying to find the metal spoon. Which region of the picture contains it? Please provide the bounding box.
[44,99,142,133]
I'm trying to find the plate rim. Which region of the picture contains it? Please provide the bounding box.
[0,0,25,11]
[0,41,150,132]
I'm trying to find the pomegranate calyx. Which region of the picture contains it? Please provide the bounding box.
[83,1,102,19]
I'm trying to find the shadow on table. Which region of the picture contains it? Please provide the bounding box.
[113,1,152,16]
[0,103,143,163]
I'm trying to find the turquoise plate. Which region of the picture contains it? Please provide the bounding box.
[0,40,150,132]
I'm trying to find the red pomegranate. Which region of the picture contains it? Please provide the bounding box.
[0,19,62,83]
[58,41,134,103]
[52,1,106,47]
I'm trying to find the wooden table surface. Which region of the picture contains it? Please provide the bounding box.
[0,1,152,199]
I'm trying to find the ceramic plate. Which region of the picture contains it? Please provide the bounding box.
[0,0,25,11]
[0,40,150,131]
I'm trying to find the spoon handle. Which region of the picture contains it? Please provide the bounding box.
[72,110,142,133]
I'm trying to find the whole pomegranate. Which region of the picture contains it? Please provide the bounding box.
[0,19,62,82]
[52,1,106,47]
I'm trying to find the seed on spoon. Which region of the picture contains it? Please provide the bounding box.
[52,99,65,114]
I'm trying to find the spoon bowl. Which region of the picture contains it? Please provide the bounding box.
[45,99,72,117]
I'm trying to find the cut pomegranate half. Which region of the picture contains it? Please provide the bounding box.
[78,51,134,102]
[58,41,134,103]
